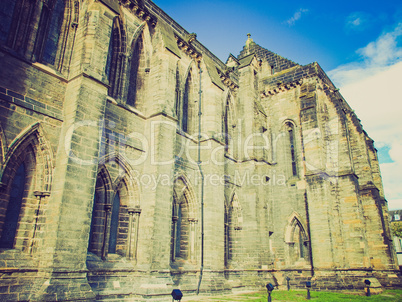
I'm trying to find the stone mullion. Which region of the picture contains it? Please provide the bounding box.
[115,53,126,101]
[127,206,141,260]
[102,204,112,260]
[171,215,178,261]
[188,218,197,261]
[126,208,134,259]
[29,191,50,255]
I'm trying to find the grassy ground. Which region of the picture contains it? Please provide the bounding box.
[185,289,402,301]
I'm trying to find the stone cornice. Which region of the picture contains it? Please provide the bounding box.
[261,79,303,98]
[217,69,238,91]
[175,35,202,62]
[120,0,157,27]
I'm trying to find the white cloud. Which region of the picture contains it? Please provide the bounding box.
[345,12,371,31]
[329,22,402,87]
[329,23,402,209]
[285,8,308,26]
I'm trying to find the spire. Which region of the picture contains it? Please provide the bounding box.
[245,33,255,48]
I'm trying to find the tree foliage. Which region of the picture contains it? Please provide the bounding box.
[391,221,402,238]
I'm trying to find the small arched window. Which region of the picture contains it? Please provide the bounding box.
[0,163,26,248]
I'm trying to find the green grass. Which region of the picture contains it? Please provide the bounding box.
[187,289,402,301]
[244,289,402,301]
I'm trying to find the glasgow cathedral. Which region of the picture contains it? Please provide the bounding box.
[0,0,400,300]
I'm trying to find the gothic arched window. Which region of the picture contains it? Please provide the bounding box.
[0,163,26,248]
[181,71,197,134]
[88,167,141,260]
[181,73,191,133]
[287,122,297,177]
[127,34,147,109]
[1,0,35,54]
[293,224,305,259]
[33,0,66,65]
[285,214,310,266]
[0,0,18,44]
[108,192,120,254]
[0,124,53,253]
[106,17,126,99]
[175,64,180,118]
[1,0,71,69]
[171,178,197,263]
[171,197,190,260]
[224,193,242,268]
[224,95,235,154]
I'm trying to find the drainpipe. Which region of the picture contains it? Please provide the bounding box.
[196,64,204,295]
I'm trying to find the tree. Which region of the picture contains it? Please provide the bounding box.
[390,221,402,238]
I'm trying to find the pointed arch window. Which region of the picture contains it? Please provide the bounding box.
[1,0,35,54]
[293,223,306,260]
[224,95,235,154]
[0,163,26,248]
[181,73,191,133]
[108,192,120,254]
[171,197,190,260]
[224,193,242,268]
[175,64,180,118]
[105,32,114,81]
[285,215,310,265]
[181,70,197,134]
[0,124,53,252]
[0,0,18,44]
[287,122,297,177]
[1,0,70,68]
[171,179,197,263]
[33,0,66,65]
[127,34,147,109]
[106,17,126,99]
[88,168,141,260]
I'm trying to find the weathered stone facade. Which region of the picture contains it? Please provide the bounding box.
[0,0,400,301]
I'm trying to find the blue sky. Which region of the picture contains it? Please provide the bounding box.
[154,0,402,209]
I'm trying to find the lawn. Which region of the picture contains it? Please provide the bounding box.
[186,289,402,301]
[244,290,402,301]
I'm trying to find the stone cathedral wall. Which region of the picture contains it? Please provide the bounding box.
[0,0,400,301]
